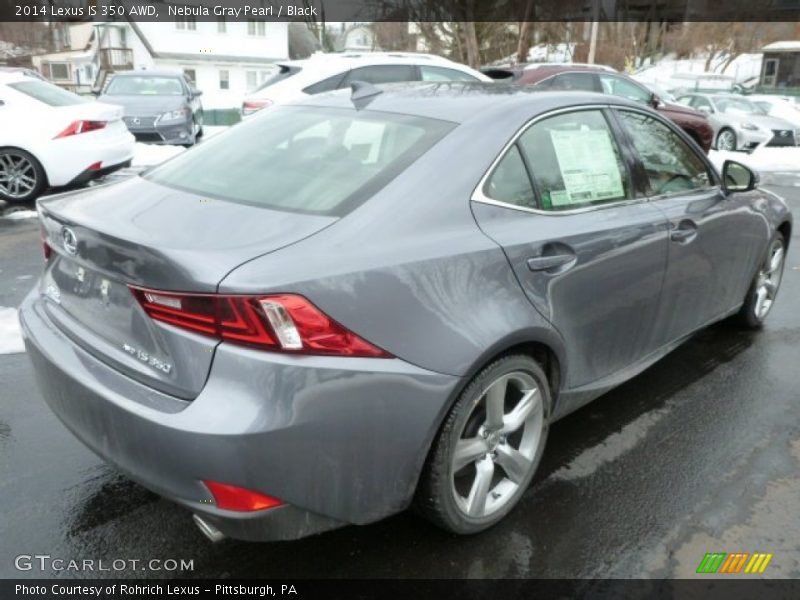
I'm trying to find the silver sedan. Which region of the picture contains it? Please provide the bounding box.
[676,93,798,151]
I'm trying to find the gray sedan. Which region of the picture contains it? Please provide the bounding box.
[20,84,791,542]
[98,70,204,146]
[677,92,798,151]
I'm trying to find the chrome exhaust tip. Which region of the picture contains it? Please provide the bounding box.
[193,514,225,543]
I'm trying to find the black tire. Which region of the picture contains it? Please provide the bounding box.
[415,354,551,535]
[0,147,47,204]
[737,232,787,329]
[716,128,737,152]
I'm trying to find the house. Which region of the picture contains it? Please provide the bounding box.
[31,16,293,110]
[30,23,97,93]
[333,23,380,52]
[759,41,800,92]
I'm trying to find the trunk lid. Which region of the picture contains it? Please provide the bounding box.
[38,177,337,399]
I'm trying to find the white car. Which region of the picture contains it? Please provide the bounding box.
[748,94,800,129]
[242,52,491,116]
[0,72,134,204]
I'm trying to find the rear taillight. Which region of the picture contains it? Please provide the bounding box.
[130,287,391,358]
[203,480,283,512]
[43,241,52,260]
[242,99,272,115]
[54,120,107,139]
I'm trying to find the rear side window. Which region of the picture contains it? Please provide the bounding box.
[517,110,629,211]
[616,110,711,195]
[252,65,301,93]
[302,72,347,94]
[484,145,536,209]
[7,80,87,106]
[342,65,418,86]
[548,72,599,92]
[420,66,479,82]
[145,106,454,216]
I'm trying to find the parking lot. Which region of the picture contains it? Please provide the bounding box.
[0,170,798,579]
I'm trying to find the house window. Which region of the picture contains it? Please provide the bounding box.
[176,17,196,31]
[246,71,258,90]
[219,70,230,90]
[247,20,266,36]
[46,63,70,81]
[183,69,197,85]
[217,17,226,33]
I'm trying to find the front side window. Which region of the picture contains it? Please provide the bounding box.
[599,75,651,104]
[617,110,711,195]
[713,96,764,115]
[145,106,454,216]
[342,65,418,86]
[420,66,479,82]
[483,145,535,209]
[516,109,629,211]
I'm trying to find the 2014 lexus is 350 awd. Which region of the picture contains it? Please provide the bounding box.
[20,83,791,541]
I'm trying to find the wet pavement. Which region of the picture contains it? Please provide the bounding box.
[0,180,798,579]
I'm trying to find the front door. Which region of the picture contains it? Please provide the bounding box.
[614,108,766,346]
[472,108,669,388]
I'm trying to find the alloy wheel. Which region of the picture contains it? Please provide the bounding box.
[451,371,544,519]
[754,238,785,320]
[0,153,37,199]
[717,130,736,151]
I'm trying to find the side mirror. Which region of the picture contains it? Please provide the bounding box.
[192,89,203,98]
[698,105,712,114]
[722,160,758,193]
[649,92,661,108]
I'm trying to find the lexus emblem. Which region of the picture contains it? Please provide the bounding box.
[780,130,789,137]
[61,226,78,255]
[132,117,141,125]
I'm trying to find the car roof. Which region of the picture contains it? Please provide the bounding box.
[281,51,467,69]
[0,71,29,84]
[293,81,643,124]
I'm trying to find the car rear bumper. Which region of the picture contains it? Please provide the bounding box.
[19,290,459,541]
[42,129,135,187]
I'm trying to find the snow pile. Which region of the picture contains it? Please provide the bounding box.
[132,143,185,167]
[0,307,25,355]
[1,209,38,220]
[633,53,763,93]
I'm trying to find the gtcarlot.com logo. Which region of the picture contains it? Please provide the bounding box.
[697,552,773,574]
[14,554,194,573]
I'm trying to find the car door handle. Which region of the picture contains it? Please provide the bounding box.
[670,221,698,244]
[527,253,576,272]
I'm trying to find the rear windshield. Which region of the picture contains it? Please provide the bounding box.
[8,80,87,106]
[105,76,185,96]
[145,106,455,216]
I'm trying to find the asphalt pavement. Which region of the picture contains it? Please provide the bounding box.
[0,178,798,579]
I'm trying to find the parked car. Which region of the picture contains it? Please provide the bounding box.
[508,65,714,152]
[0,72,134,204]
[481,62,616,81]
[747,94,800,129]
[0,66,48,81]
[241,52,491,116]
[676,93,798,151]
[98,70,204,146]
[22,84,791,542]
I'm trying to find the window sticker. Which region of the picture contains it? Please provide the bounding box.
[549,129,625,206]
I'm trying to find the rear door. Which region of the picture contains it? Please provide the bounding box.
[471,107,669,388]
[612,107,765,345]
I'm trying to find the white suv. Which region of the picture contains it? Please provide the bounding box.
[242,52,491,116]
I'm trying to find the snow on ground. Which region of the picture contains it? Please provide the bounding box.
[709,147,800,176]
[0,307,25,354]
[633,53,762,93]
[0,209,38,220]
[131,125,228,167]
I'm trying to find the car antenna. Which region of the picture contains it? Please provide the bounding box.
[350,81,382,109]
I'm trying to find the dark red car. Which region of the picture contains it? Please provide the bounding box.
[484,65,714,152]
